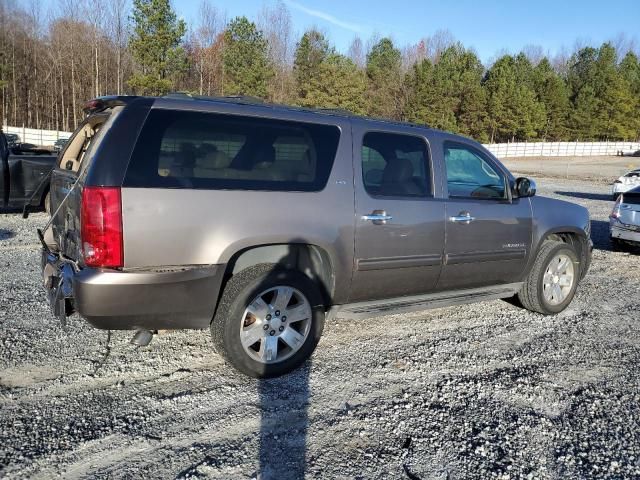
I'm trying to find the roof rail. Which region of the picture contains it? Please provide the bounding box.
[161,92,431,129]
[316,107,352,116]
[164,92,266,105]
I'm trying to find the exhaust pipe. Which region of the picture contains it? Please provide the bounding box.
[130,330,154,347]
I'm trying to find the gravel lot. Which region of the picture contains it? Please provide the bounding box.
[1,175,639,479]
[502,156,640,183]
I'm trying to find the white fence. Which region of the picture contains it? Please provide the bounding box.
[3,124,640,157]
[2,125,71,146]
[484,141,640,158]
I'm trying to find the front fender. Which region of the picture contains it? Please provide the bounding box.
[527,195,591,276]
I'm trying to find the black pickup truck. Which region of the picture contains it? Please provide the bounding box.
[1,130,57,212]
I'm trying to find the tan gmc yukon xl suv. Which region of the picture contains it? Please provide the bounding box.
[40,95,592,378]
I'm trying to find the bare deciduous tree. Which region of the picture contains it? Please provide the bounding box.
[258,0,293,102]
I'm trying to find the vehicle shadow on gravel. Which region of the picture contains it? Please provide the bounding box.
[258,363,310,479]
[590,219,613,251]
[555,191,613,201]
[253,241,325,479]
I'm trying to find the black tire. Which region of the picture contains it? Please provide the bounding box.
[44,191,51,215]
[518,241,580,315]
[211,264,325,378]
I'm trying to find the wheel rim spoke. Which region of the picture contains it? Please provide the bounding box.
[556,257,569,274]
[284,303,311,323]
[559,276,572,287]
[247,297,269,320]
[271,287,293,312]
[280,327,305,350]
[241,323,264,348]
[259,335,279,362]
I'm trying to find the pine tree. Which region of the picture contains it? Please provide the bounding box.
[568,43,635,140]
[567,47,599,139]
[404,45,487,139]
[293,29,330,105]
[593,44,631,139]
[619,52,640,140]
[484,55,544,142]
[305,53,367,115]
[128,0,187,95]
[366,38,402,119]
[532,58,570,140]
[222,16,273,97]
[404,59,434,125]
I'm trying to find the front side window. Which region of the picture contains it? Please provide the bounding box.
[361,132,431,198]
[125,110,341,191]
[444,142,506,200]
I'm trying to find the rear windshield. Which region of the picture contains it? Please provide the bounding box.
[623,186,640,204]
[124,109,341,191]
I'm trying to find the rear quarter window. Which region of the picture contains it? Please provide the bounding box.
[124,109,341,191]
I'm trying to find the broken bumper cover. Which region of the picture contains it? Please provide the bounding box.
[42,250,225,330]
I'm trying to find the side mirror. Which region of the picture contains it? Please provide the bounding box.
[514,177,536,198]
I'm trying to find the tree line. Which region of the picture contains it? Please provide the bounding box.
[1,0,639,143]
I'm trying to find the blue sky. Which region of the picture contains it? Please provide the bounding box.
[178,0,640,61]
[38,0,640,62]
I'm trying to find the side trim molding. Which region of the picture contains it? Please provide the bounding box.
[356,254,442,271]
[445,249,526,265]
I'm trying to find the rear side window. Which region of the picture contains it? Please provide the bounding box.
[124,110,341,191]
[361,132,431,198]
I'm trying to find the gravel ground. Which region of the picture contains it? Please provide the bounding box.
[1,176,639,479]
[502,156,640,183]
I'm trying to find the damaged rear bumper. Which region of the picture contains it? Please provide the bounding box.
[610,223,640,245]
[42,250,225,330]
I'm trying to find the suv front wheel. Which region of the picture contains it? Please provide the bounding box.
[211,264,325,378]
[518,240,580,315]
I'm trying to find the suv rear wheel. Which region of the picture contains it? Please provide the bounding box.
[211,264,325,378]
[518,240,580,315]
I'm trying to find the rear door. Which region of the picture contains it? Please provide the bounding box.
[350,123,445,302]
[436,140,532,290]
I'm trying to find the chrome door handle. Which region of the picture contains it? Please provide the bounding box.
[362,211,392,224]
[449,212,475,224]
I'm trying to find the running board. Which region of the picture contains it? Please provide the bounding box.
[333,283,523,320]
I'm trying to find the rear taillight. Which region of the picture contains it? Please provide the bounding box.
[81,186,123,268]
[610,195,622,220]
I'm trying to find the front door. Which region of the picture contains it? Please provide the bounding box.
[437,140,532,290]
[350,126,445,302]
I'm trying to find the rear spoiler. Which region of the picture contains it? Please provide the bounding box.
[83,96,140,115]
